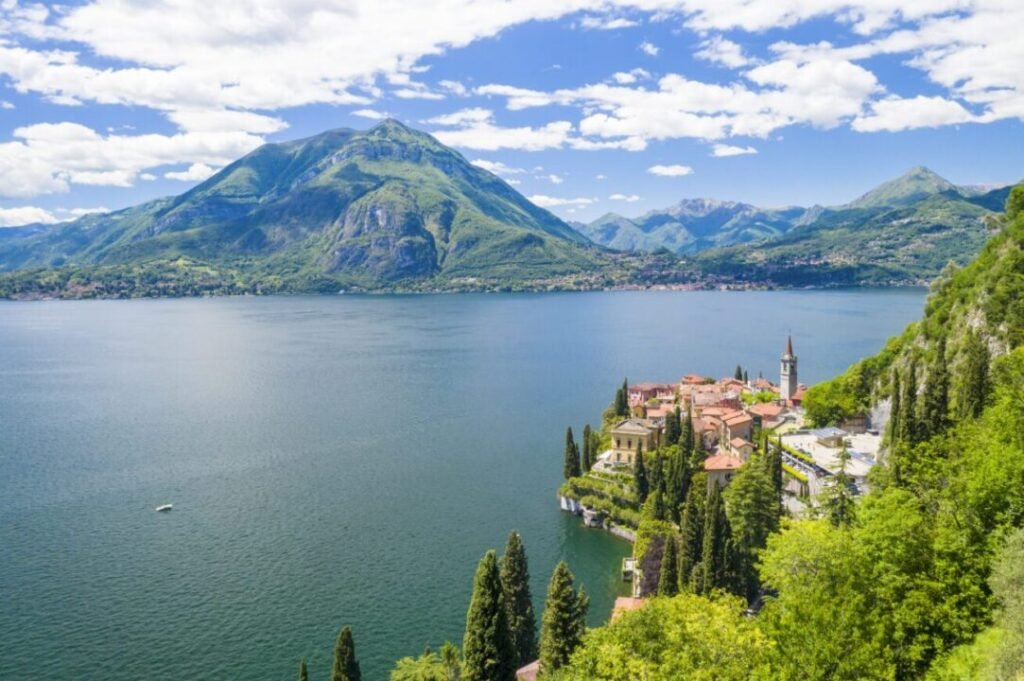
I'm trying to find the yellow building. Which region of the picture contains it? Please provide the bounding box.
[610,418,662,464]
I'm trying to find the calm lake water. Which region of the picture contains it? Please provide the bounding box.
[0,289,925,680]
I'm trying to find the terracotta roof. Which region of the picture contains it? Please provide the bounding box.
[612,418,658,434]
[516,660,540,681]
[612,597,647,621]
[724,412,753,426]
[748,402,785,418]
[704,453,744,472]
[681,374,706,384]
[730,437,753,448]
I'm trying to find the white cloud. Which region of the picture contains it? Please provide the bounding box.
[433,118,575,151]
[596,174,607,179]
[611,68,651,84]
[470,159,525,175]
[546,174,564,184]
[711,143,757,156]
[392,86,444,100]
[352,109,390,120]
[0,205,58,226]
[63,206,110,218]
[506,179,521,185]
[852,96,977,132]
[580,15,640,30]
[639,41,660,56]
[139,173,157,181]
[438,80,467,96]
[610,193,640,201]
[164,162,217,182]
[648,164,694,176]
[695,36,751,68]
[528,194,596,207]
[0,100,13,109]
[427,107,494,126]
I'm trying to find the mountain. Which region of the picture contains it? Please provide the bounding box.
[0,120,605,294]
[578,199,810,255]
[692,184,1010,286]
[845,165,959,209]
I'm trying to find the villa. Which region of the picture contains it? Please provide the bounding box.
[610,418,663,464]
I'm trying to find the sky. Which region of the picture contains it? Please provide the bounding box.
[0,0,1022,227]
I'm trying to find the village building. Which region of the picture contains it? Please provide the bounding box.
[813,427,848,448]
[610,418,662,464]
[705,453,744,489]
[628,382,676,407]
[730,437,755,460]
[780,335,798,400]
[747,401,787,429]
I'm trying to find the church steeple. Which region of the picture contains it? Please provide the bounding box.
[780,336,798,399]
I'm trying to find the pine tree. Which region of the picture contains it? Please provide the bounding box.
[921,335,951,438]
[539,562,586,674]
[634,446,649,504]
[563,427,581,480]
[581,424,593,472]
[299,658,309,681]
[959,330,990,420]
[699,484,732,595]
[678,484,704,592]
[658,535,679,596]
[463,550,515,681]
[888,369,903,445]
[332,626,361,681]
[500,532,537,667]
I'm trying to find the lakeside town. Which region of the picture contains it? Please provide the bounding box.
[554,337,883,630]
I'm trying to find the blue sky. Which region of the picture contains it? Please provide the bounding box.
[1,1,1022,226]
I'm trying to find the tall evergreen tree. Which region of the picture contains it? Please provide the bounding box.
[699,484,732,595]
[734,364,744,381]
[921,335,951,438]
[649,487,667,522]
[689,426,706,469]
[634,446,649,504]
[500,532,537,667]
[539,562,587,674]
[665,449,690,524]
[463,550,515,681]
[888,369,903,445]
[664,407,681,445]
[299,658,308,681]
[959,330,990,420]
[681,408,695,455]
[581,424,593,472]
[332,626,362,681]
[563,427,581,480]
[614,378,629,417]
[743,369,749,385]
[723,454,780,600]
[678,484,704,592]
[898,362,920,445]
[658,535,679,596]
[439,642,461,681]
[650,451,664,495]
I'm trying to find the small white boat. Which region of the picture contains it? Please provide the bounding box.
[155,504,173,512]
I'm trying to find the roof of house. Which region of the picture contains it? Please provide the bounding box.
[813,427,848,438]
[730,437,753,449]
[748,402,785,418]
[681,373,707,384]
[724,411,753,426]
[612,418,657,434]
[630,382,673,392]
[704,453,744,472]
[611,597,647,621]
[516,660,540,681]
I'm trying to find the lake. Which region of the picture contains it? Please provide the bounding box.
[0,289,925,680]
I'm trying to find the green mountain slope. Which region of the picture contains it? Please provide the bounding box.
[0,120,603,291]
[846,165,958,209]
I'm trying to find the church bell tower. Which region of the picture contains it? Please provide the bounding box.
[780,335,797,400]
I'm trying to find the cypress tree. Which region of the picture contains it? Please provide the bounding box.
[500,532,537,667]
[463,550,515,681]
[539,562,586,674]
[664,407,681,445]
[921,335,951,438]
[614,378,629,417]
[658,535,679,596]
[888,369,903,445]
[650,451,664,494]
[649,487,667,521]
[563,427,581,480]
[689,426,706,469]
[299,658,308,681]
[681,408,695,456]
[734,364,743,381]
[823,446,856,527]
[959,331,990,420]
[581,424,593,472]
[634,446,649,504]
[331,626,361,681]
[678,484,704,592]
[699,484,731,595]
[900,362,920,445]
[743,369,749,385]
[665,449,690,523]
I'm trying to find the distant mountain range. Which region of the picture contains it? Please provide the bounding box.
[0,120,605,295]
[0,122,1018,298]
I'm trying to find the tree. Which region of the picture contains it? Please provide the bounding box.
[821,446,856,527]
[390,651,450,681]
[665,448,690,524]
[898,362,920,445]
[463,551,515,681]
[658,535,679,596]
[500,532,537,667]
[678,484,704,592]
[634,446,649,504]
[332,626,362,681]
[735,364,744,381]
[921,334,950,438]
[1007,184,1024,221]
[959,330,989,420]
[299,658,309,681]
[888,368,903,445]
[743,369,749,385]
[539,561,587,674]
[699,484,733,595]
[664,407,681,445]
[614,378,629,417]
[563,427,580,480]
[723,454,781,600]
[439,642,461,681]
[689,426,706,469]
[581,424,593,472]
[681,408,695,455]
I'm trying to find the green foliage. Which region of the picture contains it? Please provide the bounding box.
[820,446,856,528]
[678,484,705,592]
[723,453,782,600]
[550,594,773,680]
[539,562,588,675]
[332,626,362,681]
[657,535,679,597]
[633,447,649,504]
[500,532,537,667]
[1007,185,1024,221]
[697,484,733,595]
[463,551,515,681]
[390,650,453,681]
[563,427,580,481]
